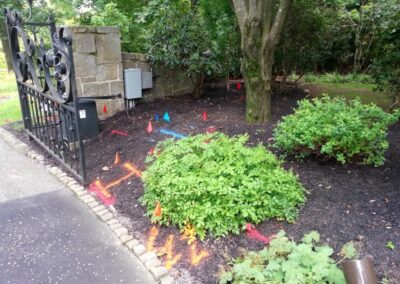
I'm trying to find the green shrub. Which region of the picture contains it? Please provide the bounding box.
[302,72,373,84]
[303,73,318,83]
[273,96,399,166]
[220,230,346,284]
[141,133,305,239]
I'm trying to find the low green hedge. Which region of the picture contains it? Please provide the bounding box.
[141,133,305,239]
[273,96,399,166]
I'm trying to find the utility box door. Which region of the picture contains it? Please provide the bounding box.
[124,69,142,99]
[141,71,153,89]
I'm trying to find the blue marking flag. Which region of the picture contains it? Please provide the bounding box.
[163,112,171,123]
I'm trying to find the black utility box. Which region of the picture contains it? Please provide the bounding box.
[61,100,99,141]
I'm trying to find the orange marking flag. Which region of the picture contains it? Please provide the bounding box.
[114,152,121,165]
[153,201,162,217]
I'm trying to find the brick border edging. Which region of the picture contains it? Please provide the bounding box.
[0,127,174,284]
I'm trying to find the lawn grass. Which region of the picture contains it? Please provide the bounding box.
[0,78,18,98]
[0,96,22,125]
[0,72,21,126]
[291,73,393,110]
[305,82,393,110]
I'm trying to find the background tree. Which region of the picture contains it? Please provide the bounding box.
[338,0,378,73]
[88,0,148,52]
[143,0,218,97]
[275,0,353,77]
[1,0,24,72]
[370,0,400,107]
[231,0,292,123]
[199,0,241,79]
[90,2,135,52]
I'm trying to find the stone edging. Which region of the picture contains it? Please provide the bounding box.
[0,127,174,284]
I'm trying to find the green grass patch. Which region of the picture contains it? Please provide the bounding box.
[0,73,21,126]
[289,72,393,109]
[300,72,373,84]
[0,96,22,125]
[0,79,17,98]
[306,82,393,110]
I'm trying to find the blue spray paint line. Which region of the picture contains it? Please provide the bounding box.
[159,128,187,139]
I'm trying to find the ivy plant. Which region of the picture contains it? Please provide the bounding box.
[273,96,399,166]
[141,133,305,239]
[220,230,346,284]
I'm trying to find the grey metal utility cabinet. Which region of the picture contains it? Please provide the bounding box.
[124,68,153,99]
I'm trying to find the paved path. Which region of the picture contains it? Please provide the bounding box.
[0,138,154,284]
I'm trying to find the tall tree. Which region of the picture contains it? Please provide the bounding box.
[338,0,378,73]
[231,0,292,123]
[1,0,24,72]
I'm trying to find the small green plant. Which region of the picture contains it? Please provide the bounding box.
[141,133,305,239]
[339,241,358,260]
[386,241,395,250]
[220,230,346,284]
[274,96,399,166]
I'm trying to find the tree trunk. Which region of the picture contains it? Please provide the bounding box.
[0,22,13,72]
[353,31,362,73]
[242,50,273,122]
[232,0,292,123]
[192,74,204,98]
[244,69,272,122]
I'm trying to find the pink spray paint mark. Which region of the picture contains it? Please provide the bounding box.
[246,224,274,244]
[88,181,116,206]
[111,130,129,137]
[206,126,217,134]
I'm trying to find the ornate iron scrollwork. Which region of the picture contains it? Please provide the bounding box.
[4,2,87,184]
[5,7,74,104]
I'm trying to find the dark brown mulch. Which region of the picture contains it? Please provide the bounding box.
[8,84,400,283]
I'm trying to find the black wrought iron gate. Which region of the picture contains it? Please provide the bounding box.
[4,5,87,184]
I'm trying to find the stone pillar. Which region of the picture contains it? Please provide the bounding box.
[69,26,125,120]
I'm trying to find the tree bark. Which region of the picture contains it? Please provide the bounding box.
[0,21,13,72]
[232,0,292,123]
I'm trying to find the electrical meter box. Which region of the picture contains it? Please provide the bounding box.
[124,68,153,99]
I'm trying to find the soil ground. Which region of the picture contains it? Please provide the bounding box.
[7,84,400,283]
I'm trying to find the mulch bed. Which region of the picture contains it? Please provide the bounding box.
[8,84,400,283]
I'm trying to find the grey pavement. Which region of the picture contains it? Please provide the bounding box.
[0,138,154,284]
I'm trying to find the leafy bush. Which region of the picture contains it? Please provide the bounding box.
[90,2,147,53]
[141,133,305,239]
[220,230,346,284]
[371,0,400,100]
[274,96,399,166]
[143,0,218,96]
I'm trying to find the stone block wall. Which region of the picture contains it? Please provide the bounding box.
[122,53,195,102]
[69,26,125,120]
